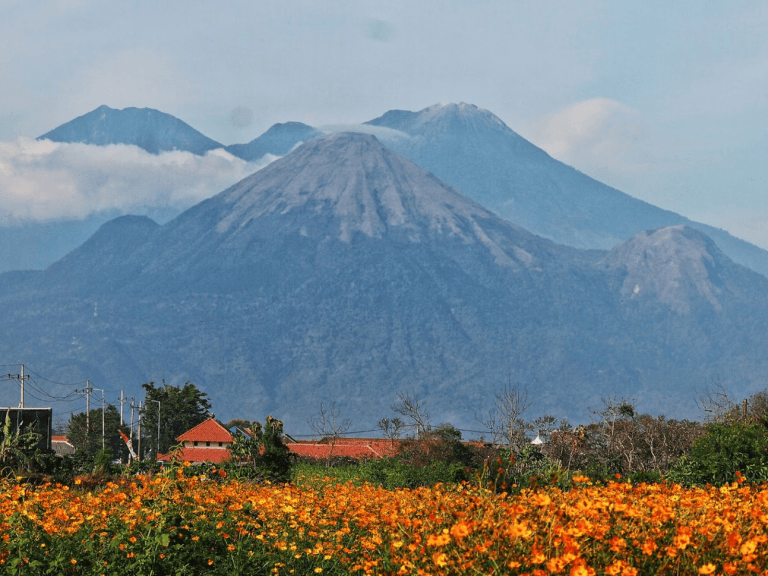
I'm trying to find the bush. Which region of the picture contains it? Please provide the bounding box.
[228,416,292,483]
[667,421,768,486]
[356,457,466,489]
[478,444,568,492]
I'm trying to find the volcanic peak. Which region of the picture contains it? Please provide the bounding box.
[603,226,727,313]
[216,132,497,239]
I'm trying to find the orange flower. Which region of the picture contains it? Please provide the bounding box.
[570,564,589,576]
[450,521,471,540]
[741,539,757,556]
[641,539,657,555]
[432,552,448,567]
[698,564,717,575]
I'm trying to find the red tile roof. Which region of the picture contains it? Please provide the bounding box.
[176,417,233,443]
[52,435,72,444]
[286,439,401,459]
[158,447,231,464]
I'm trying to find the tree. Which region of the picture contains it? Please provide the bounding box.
[0,409,42,474]
[226,418,251,432]
[377,417,406,447]
[308,402,351,461]
[695,379,737,423]
[477,383,532,449]
[392,391,431,437]
[140,380,211,457]
[229,416,291,481]
[68,405,131,461]
[670,421,768,486]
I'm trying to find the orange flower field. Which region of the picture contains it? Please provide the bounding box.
[1,470,767,575]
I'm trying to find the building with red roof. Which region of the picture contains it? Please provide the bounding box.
[51,435,76,456]
[285,437,401,460]
[158,416,234,464]
[158,416,407,464]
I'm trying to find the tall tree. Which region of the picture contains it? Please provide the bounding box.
[140,381,211,457]
[68,405,131,460]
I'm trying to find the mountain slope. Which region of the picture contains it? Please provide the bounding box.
[2,134,768,433]
[226,122,322,161]
[38,105,223,155]
[364,103,768,278]
[44,215,159,291]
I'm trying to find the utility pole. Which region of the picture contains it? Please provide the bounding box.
[19,364,25,408]
[129,398,135,440]
[150,399,161,457]
[118,390,126,426]
[75,381,94,435]
[5,365,30,408]
[90,387,105,450]
[137,401,142,460]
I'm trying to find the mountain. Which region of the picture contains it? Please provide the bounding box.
[2,133,768,433]
[364,103,768,278]
[226,122,323,162]
[601,226,765,314]
[38,105,223,155]
[44,215,160,290]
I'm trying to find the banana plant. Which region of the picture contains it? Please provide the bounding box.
[0,410,41,475]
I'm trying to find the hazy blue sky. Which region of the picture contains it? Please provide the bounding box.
[1,1,766,247]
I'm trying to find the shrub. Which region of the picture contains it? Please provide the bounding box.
[668,421,768,486]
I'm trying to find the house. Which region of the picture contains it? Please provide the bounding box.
[158,416,234,464]
[51,435,76,456]
[158,416,417,464]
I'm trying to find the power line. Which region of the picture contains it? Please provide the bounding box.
[25,369,87,387]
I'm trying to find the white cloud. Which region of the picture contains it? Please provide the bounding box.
[0,138,275,223]
[525,98,652,172]
[520,97,692,209]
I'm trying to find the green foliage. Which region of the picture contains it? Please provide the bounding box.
[291,457,466,490]
[0,409,44,476]
[479,444,569,492]
[668,421,768,486]
[228,416,292,482]
[67,405,131,461]
[395,424,475,469]
[361,457,466,489]
[141,380,211,457]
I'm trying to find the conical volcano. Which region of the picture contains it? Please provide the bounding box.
[122,132,570,292]
[4,131,768,433]
[365,103,768,278]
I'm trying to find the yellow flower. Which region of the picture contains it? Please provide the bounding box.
[698,564,717,575]
[432,552,448,568]
[741,539,757,555]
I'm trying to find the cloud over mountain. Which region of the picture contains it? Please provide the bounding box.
[523,98,659,189]
[0,137,275,222]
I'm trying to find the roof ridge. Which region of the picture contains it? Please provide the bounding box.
[177,417,233,442]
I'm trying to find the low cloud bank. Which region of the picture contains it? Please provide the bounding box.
[0,138,275,223]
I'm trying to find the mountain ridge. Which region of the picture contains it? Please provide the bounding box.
[2,133,768,432]
[225,122,323,162]
[38,105,224,155]
[364,103,768,278]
